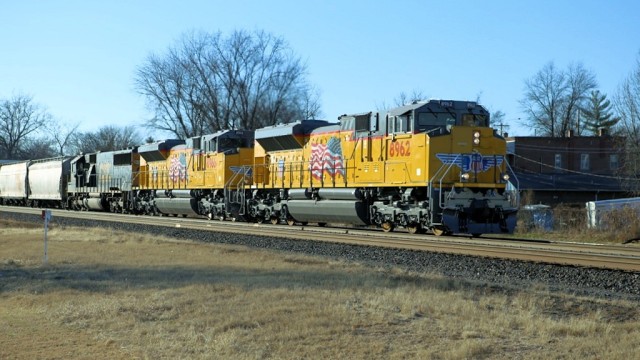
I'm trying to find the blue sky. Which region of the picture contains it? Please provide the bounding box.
[1,0,638,138]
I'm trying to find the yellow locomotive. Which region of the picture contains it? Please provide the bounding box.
[135,130,254,218]
[245,100,518,235]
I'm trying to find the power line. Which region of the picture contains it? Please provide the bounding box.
[510,143,624,154]
[511,153,640,182]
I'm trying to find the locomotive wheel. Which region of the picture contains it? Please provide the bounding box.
[286,218,296,226]
[256,217,265,224]
[207,212,214,220]
[317,222,327,227]
[407,223,422,234]
[381,221,394,232]
[219,214,226,221]
[270,216,279,225]
[471,233,482,238]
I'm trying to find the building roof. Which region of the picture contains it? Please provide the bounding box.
[514,171,625,192]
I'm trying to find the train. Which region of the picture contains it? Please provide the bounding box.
[0,99,519,236]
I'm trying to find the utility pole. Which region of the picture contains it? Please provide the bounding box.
[494,118,517,136]
[495,122,510,135]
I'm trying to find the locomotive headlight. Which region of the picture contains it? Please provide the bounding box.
[461,173,470,181]
[473,131,481,145]
[502,174,510,182]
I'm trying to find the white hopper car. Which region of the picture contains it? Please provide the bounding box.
[0,157,71,208]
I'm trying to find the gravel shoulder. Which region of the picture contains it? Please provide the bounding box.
[4,211,639,302]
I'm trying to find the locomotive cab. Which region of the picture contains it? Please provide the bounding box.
[389,100,489,136]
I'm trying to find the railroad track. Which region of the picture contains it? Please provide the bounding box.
[3,206,640,272]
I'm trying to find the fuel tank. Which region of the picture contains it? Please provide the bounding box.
[286,199,369,225]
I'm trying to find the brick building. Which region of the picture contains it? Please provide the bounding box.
[506,133,630,205]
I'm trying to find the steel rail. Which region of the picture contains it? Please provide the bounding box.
[2,207,639,272]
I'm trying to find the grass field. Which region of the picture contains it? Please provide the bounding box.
[1,218,639,359]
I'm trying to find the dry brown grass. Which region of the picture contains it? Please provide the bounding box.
[516,204,640,244]
[1,219,639,359]
[598,207,640,242]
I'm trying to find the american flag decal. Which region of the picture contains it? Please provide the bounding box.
[436,153,503,172]
[169,154,188,182]
[310,136,344,180]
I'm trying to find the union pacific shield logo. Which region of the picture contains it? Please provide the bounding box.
[436,153,503,172]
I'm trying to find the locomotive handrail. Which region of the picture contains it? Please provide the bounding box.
[504,160,521,208]
[438,161,462,209]
[224,164,253,216]
[427,153,461,209]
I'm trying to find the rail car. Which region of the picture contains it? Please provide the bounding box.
[0,157,72,208]
[0,160,30,206]
[244,100,518,235]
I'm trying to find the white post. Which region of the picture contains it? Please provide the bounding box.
[42,209,52,264]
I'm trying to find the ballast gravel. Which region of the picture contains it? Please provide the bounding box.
[5,212,639,301]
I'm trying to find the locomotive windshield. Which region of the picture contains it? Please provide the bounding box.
[417,112,456,133]
[416,112,489,133]
[461,114,488,127]
[218,138,244,154]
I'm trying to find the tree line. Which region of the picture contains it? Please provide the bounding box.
[0,93,142,160]
[1,29,639,190]
[518,56,640,192]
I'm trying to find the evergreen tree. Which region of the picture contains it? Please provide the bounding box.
[582,90,620,134]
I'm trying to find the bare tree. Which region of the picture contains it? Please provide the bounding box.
[491,110,510,135]
[136,47,206,138]
[135,30,318,138]
[394,89,427,107]
[72,125,142,153]
[613,51,640,193]
[298,85,323,120]
[46,119,80,156]
[520,62,597,137]
[0,93,49,159]
[565,63,599,135]
[18,137,57,159]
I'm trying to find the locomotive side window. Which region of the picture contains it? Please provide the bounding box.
[354,114,369,132]
[114,153,131,166]
[192,137,202,150]
[391,114,412,133]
